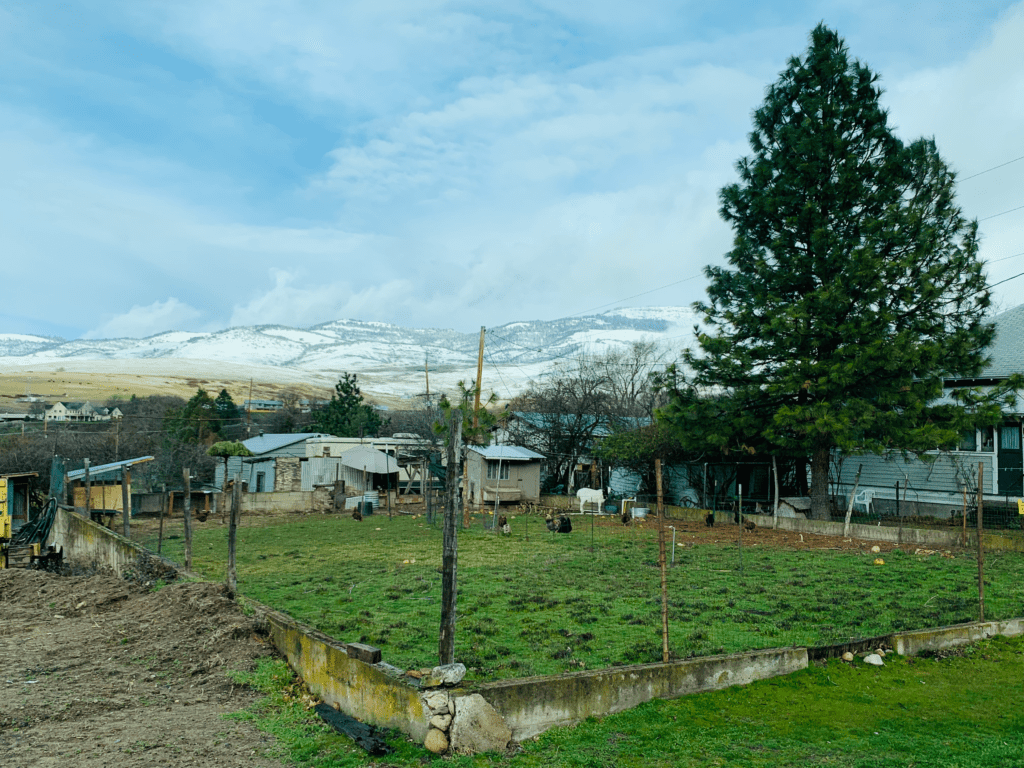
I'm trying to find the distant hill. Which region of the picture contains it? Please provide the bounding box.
[0,307,699,400]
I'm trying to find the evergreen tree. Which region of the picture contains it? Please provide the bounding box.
[164,388,220,444]
[311,373,385,437]
[661,24,1003,519]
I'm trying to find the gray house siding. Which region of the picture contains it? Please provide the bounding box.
[835,451,997,517]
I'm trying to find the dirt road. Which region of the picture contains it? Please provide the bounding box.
[0,569,286,768]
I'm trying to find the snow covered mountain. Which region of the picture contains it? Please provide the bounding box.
[0,308,700,399]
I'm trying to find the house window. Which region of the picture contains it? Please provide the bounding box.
[1001,426,1020,451]
[958,427,996,453]
[487,461,510,480]
[323,447,331,457]
[255,472,266,492]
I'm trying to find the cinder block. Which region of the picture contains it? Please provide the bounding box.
[347,642,382,664]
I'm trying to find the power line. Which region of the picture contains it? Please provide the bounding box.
[987,250,1024,264]
[989,270,1024,289]
[979,204,1024,222]
[565,274,703,319]
[960,154,1024,182]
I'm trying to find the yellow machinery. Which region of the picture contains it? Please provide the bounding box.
[1,478,62,570]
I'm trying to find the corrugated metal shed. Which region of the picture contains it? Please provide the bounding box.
[67,456,155,481]
[469,446,544,461]
[242,433,332,455]
[339,445,399,474]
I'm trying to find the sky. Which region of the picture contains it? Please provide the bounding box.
[2,0,1022,341]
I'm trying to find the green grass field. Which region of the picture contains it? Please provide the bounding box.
[145,511,1024,682]
[228,634,1024,767]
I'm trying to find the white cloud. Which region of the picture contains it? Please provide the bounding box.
[84,298,203,339]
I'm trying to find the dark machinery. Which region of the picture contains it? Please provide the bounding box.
[1,490,63,570]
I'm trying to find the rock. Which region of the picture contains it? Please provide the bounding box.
[863,654,884,666]
[450,694,512,755]
[424,728,449,754]
[406,670,423,679]
[423,691,451,715]
[430,714,452,730]
[421,662,466,688]
[876,648,886,657]
[842,652,854,662]
[871,545,881,553]
[75,601,86,610]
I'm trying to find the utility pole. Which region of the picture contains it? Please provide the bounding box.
[473,327,485,432]
[424,353,431,403]
[246,378,254,438]
[463,327,485,528]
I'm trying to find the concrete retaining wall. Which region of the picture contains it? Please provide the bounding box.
[259,606,429,741]
[749,514,1024,551]
[239,488,333,515]
[470,647,807,741]
[894,618,1024,656]
[47,505,156,577]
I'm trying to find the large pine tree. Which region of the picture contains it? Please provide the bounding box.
[664,24,997,519]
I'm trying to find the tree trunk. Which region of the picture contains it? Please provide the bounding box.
[809,443,831,520]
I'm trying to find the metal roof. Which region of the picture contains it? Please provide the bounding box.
[469,445,545,461]
[985,303,1024,379]
[67,456,155,480]
[339,445,399,474]
[241,432,332,454]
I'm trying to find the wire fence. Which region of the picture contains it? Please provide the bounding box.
[117,485,1024,678]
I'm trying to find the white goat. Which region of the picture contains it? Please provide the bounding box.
[576,487,607,513]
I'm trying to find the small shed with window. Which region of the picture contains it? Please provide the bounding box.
[465,446,544,507]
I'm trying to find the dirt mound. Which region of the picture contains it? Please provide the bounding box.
[0,569,285,767]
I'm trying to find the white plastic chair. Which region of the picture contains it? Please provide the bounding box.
[852,489,875,516]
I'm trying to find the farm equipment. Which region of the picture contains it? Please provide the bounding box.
[1,478,62,570]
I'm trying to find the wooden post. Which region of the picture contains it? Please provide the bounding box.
[843,464,863,537]
[121,467,131,538]
[83,458,91,517]
[183,468,193,571]
[157,489,166,554]
[227,473,241,597]
[738,482,744,575]
[439,409,462,665]
[977,462,985,622]
[386,453,392,519]
[772,456,780,530]
[898,480,905,545]
[962,486,968,547]
[656,459,669,663]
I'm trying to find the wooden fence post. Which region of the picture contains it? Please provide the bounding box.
[182,467,192,571]
[439,409,462,665]
[977,462,985,622]
[121,467,131,538]
[656,459,669,663]
[227,474,241,597]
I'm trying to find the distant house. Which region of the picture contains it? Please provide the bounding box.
[834,303,1024,518]
[465,445,544,506]
[214,433,332,492]
[243,399,285,412]
[45,401,122,422]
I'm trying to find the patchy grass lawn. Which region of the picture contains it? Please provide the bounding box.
[147,511,1024,681]
[228,634,1024,767]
